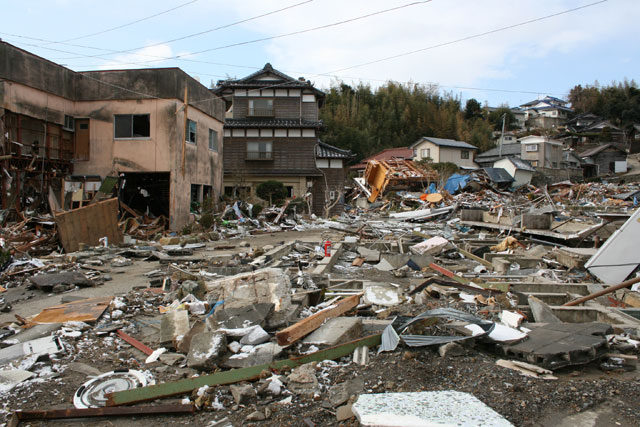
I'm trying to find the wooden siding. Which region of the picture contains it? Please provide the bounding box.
[311,168,346,216]
[223,136,317,175]
[232,97,317,120]
[592,148,627,175]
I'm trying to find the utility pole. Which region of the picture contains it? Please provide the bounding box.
[499,112,506,159]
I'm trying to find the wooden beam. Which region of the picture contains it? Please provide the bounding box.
[276,294,361,346]
[428,262,510,292]
[116,330,154,356]
[11,404,194,425]
[456,247,493,268]
[107,334,381,406]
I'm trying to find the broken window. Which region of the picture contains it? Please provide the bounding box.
[246,141,272,160]
[461,150,470,159]
[248,99,273,117]
[63,115,75,131]
[114,114,150,138]
[208,129,218,151]
[187,120,197,144]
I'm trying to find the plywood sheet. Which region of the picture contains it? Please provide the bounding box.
[28,296,113,325]
[55,198,123,252]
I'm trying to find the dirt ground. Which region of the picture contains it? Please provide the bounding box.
[1,228,639,427]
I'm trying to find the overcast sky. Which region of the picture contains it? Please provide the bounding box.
[3,0,638,107]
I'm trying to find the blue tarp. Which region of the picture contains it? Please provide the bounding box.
[444,174,471,194]
[425,183,437,194]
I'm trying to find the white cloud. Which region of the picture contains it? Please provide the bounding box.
[95,43,177,70]
[219,0,640,95]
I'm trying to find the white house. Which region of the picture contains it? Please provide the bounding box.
[410,137,478,169]
[493,156,536,189]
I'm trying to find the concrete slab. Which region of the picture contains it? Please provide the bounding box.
[312,243,344,275]
[357,247,380,263]
[500,322,612,370]
[352,391,513,427]
[528,295,562,323]
[302,316,362,346]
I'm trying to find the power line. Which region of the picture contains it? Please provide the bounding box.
[0,0,314,64]
[48,0,315,61]
[325,0,608,74]
[54,0,200,43]
[48,0,433,66]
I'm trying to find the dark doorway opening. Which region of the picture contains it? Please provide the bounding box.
[119,172,170,218]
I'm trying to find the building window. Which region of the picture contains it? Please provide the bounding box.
[187,119,197,144]
[114,114,150,138]
[248,99,273,117]
[421,148,430,159]
[329,159,343,168]
[461,150,470,159]
[209,129,218,152]
[285,186,294,198]
[530,160,538,166]
[552,162,558,168]
[525,144,538,152]
[247,141,272,160]
[63,115,75,131]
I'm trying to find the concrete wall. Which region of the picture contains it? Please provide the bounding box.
[0,42,226,230]
[531,167,583,186]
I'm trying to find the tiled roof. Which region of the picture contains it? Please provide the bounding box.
[411,137,477,150]
[316,141,354,159]
[579,143,627,158]
[214,63,325,96]
[483,168,514,183]
[505,156,536,172]
[476,143,521,159]
[224,118,324,128]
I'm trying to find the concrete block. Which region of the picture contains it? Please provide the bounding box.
[460,209,484,222]
[302,317,362,346]
[186,331,227,371]
[492,258,510,273]
[357,247,380,262]
[214,303,274,329]
[500,322,613,370]
[312,243,344,275]
[222,342,284,368]
[522,213,552,230]
[528,295,562,323]
[230,383,255,404]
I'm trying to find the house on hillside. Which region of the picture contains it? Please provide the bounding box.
[493,156,536,189]
[350,147,414,173]
[520,96,573,129]
[472,143,521,168]
[410,137,478,169]
[0,41,225,230]
[212,63,352,216]
[579,144,628,177]
[519,135,563,168]
[564,113,625,146]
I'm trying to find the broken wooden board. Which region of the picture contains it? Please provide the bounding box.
[107,334,382,406]
[276,294,361,346]
[428,262,510,292]
[55,198,123,253]
[495,359,557,380]
[27,296,113,326]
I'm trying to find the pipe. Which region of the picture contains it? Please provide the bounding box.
[563,276,640,306]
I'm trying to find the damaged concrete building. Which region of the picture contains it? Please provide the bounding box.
[0,42,225,229]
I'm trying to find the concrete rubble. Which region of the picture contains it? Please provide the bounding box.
[0,179,639,425]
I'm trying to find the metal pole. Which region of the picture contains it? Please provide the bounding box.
[564,276,640,306]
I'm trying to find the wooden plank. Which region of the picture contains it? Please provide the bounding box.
[116,330,154,356]
[428,262,510,292]
[352,257,365,267]
[12,404,195,423]
[457,247,493,268]
[54,198,122,252]
[27,296,113,326]
[276,294,361,346]
[107,333,381,406]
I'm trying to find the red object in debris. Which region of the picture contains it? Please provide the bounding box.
[323,240,332,257]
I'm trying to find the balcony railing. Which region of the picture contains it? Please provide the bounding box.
[246,150,273,160]
[248,107,274,117]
